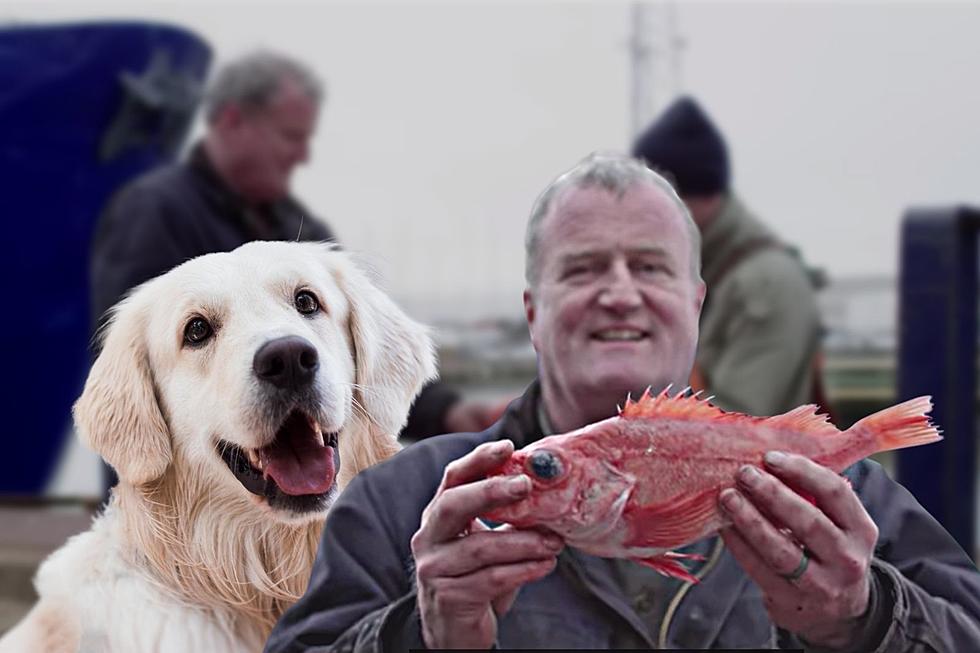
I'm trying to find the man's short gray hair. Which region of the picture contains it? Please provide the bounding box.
[204,50,324,123]
[524,152,702,286]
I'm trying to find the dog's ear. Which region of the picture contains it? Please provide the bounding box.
[331,250,437,483]
[73,292,172,485]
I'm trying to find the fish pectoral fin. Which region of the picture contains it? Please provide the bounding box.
[632,553,700,584]
[623,487,719,549]
[664,551,705,562]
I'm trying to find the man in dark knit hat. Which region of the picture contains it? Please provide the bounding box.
[633,96,822,418]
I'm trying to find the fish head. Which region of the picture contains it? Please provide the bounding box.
[484,432,635,541]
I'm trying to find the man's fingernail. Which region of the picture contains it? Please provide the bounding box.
[507,475,530,496]
[487,440,509,458]
[544,535,563,550]
[738,465,761,486]
[765,451,788,467]
[720,489,742,511]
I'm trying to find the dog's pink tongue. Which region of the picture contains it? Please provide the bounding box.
[261,445,335,496]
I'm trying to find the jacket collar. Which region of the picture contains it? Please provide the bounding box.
[188,143,310,242]
[188,142,253,212]
[495,380,547,450]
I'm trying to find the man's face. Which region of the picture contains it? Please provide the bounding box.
[231,78,318,202]
[524,182,705,427]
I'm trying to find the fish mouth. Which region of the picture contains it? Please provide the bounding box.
[216,409,339,515]
[590,327,650,342]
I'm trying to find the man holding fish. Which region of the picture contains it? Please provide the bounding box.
[266,154,980,652]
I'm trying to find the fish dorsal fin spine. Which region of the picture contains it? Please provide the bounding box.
[618,388,840,436]
[766,404,839,437]
[619,386,734,422]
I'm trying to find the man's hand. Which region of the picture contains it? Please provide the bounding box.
[411,440,563,649]
[718,452,878,649]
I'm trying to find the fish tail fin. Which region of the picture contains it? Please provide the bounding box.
[850,395,942,453]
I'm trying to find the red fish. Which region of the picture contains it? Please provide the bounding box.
[484,388,941,582]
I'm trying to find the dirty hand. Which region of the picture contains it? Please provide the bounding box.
[718,451,878,649]
[411,440,564,649]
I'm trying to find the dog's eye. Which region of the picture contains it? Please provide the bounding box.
[184,318,213,345]
[295,290,320,316]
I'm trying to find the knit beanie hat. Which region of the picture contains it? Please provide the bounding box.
[631,96,730,196]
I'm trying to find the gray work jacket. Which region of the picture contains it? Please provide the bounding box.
[265,383,980,652]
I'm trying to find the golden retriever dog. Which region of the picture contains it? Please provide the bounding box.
[0,241,435,652]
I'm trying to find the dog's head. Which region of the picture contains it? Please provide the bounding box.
[74,241,435,521]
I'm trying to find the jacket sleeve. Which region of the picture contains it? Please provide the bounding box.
[851,461,980,652]
[263,469,427,653]
[702,251,820,417]
[400,382,461,441]
[89,182,196,337]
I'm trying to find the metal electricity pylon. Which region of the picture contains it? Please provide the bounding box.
[628,1,686,140]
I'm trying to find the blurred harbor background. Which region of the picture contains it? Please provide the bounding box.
[2,0,980,631]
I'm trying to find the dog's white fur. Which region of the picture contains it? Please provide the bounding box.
[0,242,435,652]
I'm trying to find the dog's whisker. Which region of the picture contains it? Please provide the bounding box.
[349,395,383,430]
[341,381,389,397]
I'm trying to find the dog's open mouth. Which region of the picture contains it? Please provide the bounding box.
[218,410,339,502]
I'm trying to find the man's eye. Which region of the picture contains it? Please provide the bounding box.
[563,264,596,280]
[184,318,213,345]
[295,290,320,315]
[634,261,671,276]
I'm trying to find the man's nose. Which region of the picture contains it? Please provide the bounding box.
[598,263,642,312]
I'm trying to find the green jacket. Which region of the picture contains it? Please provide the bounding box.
[697,194,821,416]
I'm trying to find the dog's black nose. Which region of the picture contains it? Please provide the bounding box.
[253,336,319,390]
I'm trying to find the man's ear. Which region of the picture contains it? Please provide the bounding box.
[214,103,243,129]
[72,291,172,486]
[523,288,535,325]
[694,279,706,315]
[523,288,539,351]
[329,249,437,483]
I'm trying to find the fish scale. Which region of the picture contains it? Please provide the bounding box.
[484,387,942,583]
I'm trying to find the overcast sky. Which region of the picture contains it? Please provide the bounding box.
[8,1,980,322]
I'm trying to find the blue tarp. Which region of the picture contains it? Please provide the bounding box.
[0,22,211,493]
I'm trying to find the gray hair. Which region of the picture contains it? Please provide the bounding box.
[204,50,324,123]
[524,152,702,286]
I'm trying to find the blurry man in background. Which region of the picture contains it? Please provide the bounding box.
[90,51,492,476]
[633,96,824,418]
[91,51,331,312]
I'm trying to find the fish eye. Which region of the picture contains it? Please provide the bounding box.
[526,450,563,480]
